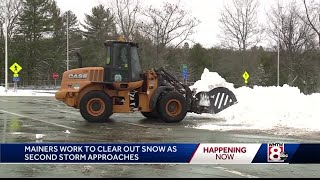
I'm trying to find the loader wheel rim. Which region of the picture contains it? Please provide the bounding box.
[166,99,182,117]
[87,98,105,117]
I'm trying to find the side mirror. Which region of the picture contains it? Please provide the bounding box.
[76,52,83,68]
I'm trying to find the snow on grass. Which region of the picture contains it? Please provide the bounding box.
[0,86,56,97]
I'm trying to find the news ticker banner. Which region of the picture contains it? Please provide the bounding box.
[0,143,319,164]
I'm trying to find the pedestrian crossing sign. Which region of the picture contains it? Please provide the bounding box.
[10,62,22,74]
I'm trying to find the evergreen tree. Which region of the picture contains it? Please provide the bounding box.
[187,43,211,81]
[17,0,53,85]
[50,0,63,39]
[251,63,268,86]
[62,10,81,70]
[82,5,117,66]
[82,4,117,42]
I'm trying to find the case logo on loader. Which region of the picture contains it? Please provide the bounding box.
[68,73,88,79]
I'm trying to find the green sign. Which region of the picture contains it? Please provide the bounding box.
[183,64,187,70]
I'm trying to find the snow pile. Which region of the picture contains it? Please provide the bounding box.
[190,68,235,94]
[0,86,56,96]
[189,68,320,132]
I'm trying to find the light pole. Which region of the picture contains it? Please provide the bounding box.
[277,6,282,87]
[66,10,69,71]
[4,10,8,92]
[277,28,280,87]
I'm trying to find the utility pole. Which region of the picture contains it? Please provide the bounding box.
[4,6,8,92]
[277,29,280,87]
[277,6,282,87]
[66,10,69,71]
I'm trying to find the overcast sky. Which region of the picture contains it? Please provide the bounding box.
[55,0,277,48]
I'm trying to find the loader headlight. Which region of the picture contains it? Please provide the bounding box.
[73,83,80,90]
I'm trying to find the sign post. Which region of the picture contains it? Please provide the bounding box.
[53,72,59,89]
[10,62,22,92]
[182,64,188,84]
[12,74,20,92]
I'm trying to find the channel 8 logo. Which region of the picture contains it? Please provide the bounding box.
[267,143,288,162]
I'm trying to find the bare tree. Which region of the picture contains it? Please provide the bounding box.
[268,2,314,54]
[218,0,261,51]
[138,0,200,66]
[267,1,315,87]
[0,0,21,39]
[112,0,140,41]
[301,0,320,92]
[302,0,320,48]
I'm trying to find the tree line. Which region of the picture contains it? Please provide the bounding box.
[0,0,319,94]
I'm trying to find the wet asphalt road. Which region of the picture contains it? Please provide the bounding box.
[0,96,320,178]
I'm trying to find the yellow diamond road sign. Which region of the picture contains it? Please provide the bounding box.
[10,62,22,74]
[242,71,250,84]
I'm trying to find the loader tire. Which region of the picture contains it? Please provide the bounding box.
[157,92,187,123]
[141,110,159,119]
[80,91,113,123]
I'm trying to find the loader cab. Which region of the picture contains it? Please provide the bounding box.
[104,40,143,83]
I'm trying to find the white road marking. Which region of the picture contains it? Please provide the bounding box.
[51,108,80,115]
[0,109,76,130]
[120,122,150,128]
[52,108,150,128]
[1,96,150,128]
[214,167,258,178]
[0,99,10,102]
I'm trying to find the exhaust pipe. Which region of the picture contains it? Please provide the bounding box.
[76,52,83,68]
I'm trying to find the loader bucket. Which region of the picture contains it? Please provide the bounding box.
[195,87,237,114]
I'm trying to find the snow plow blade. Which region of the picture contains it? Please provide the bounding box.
[194,87,237,114]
